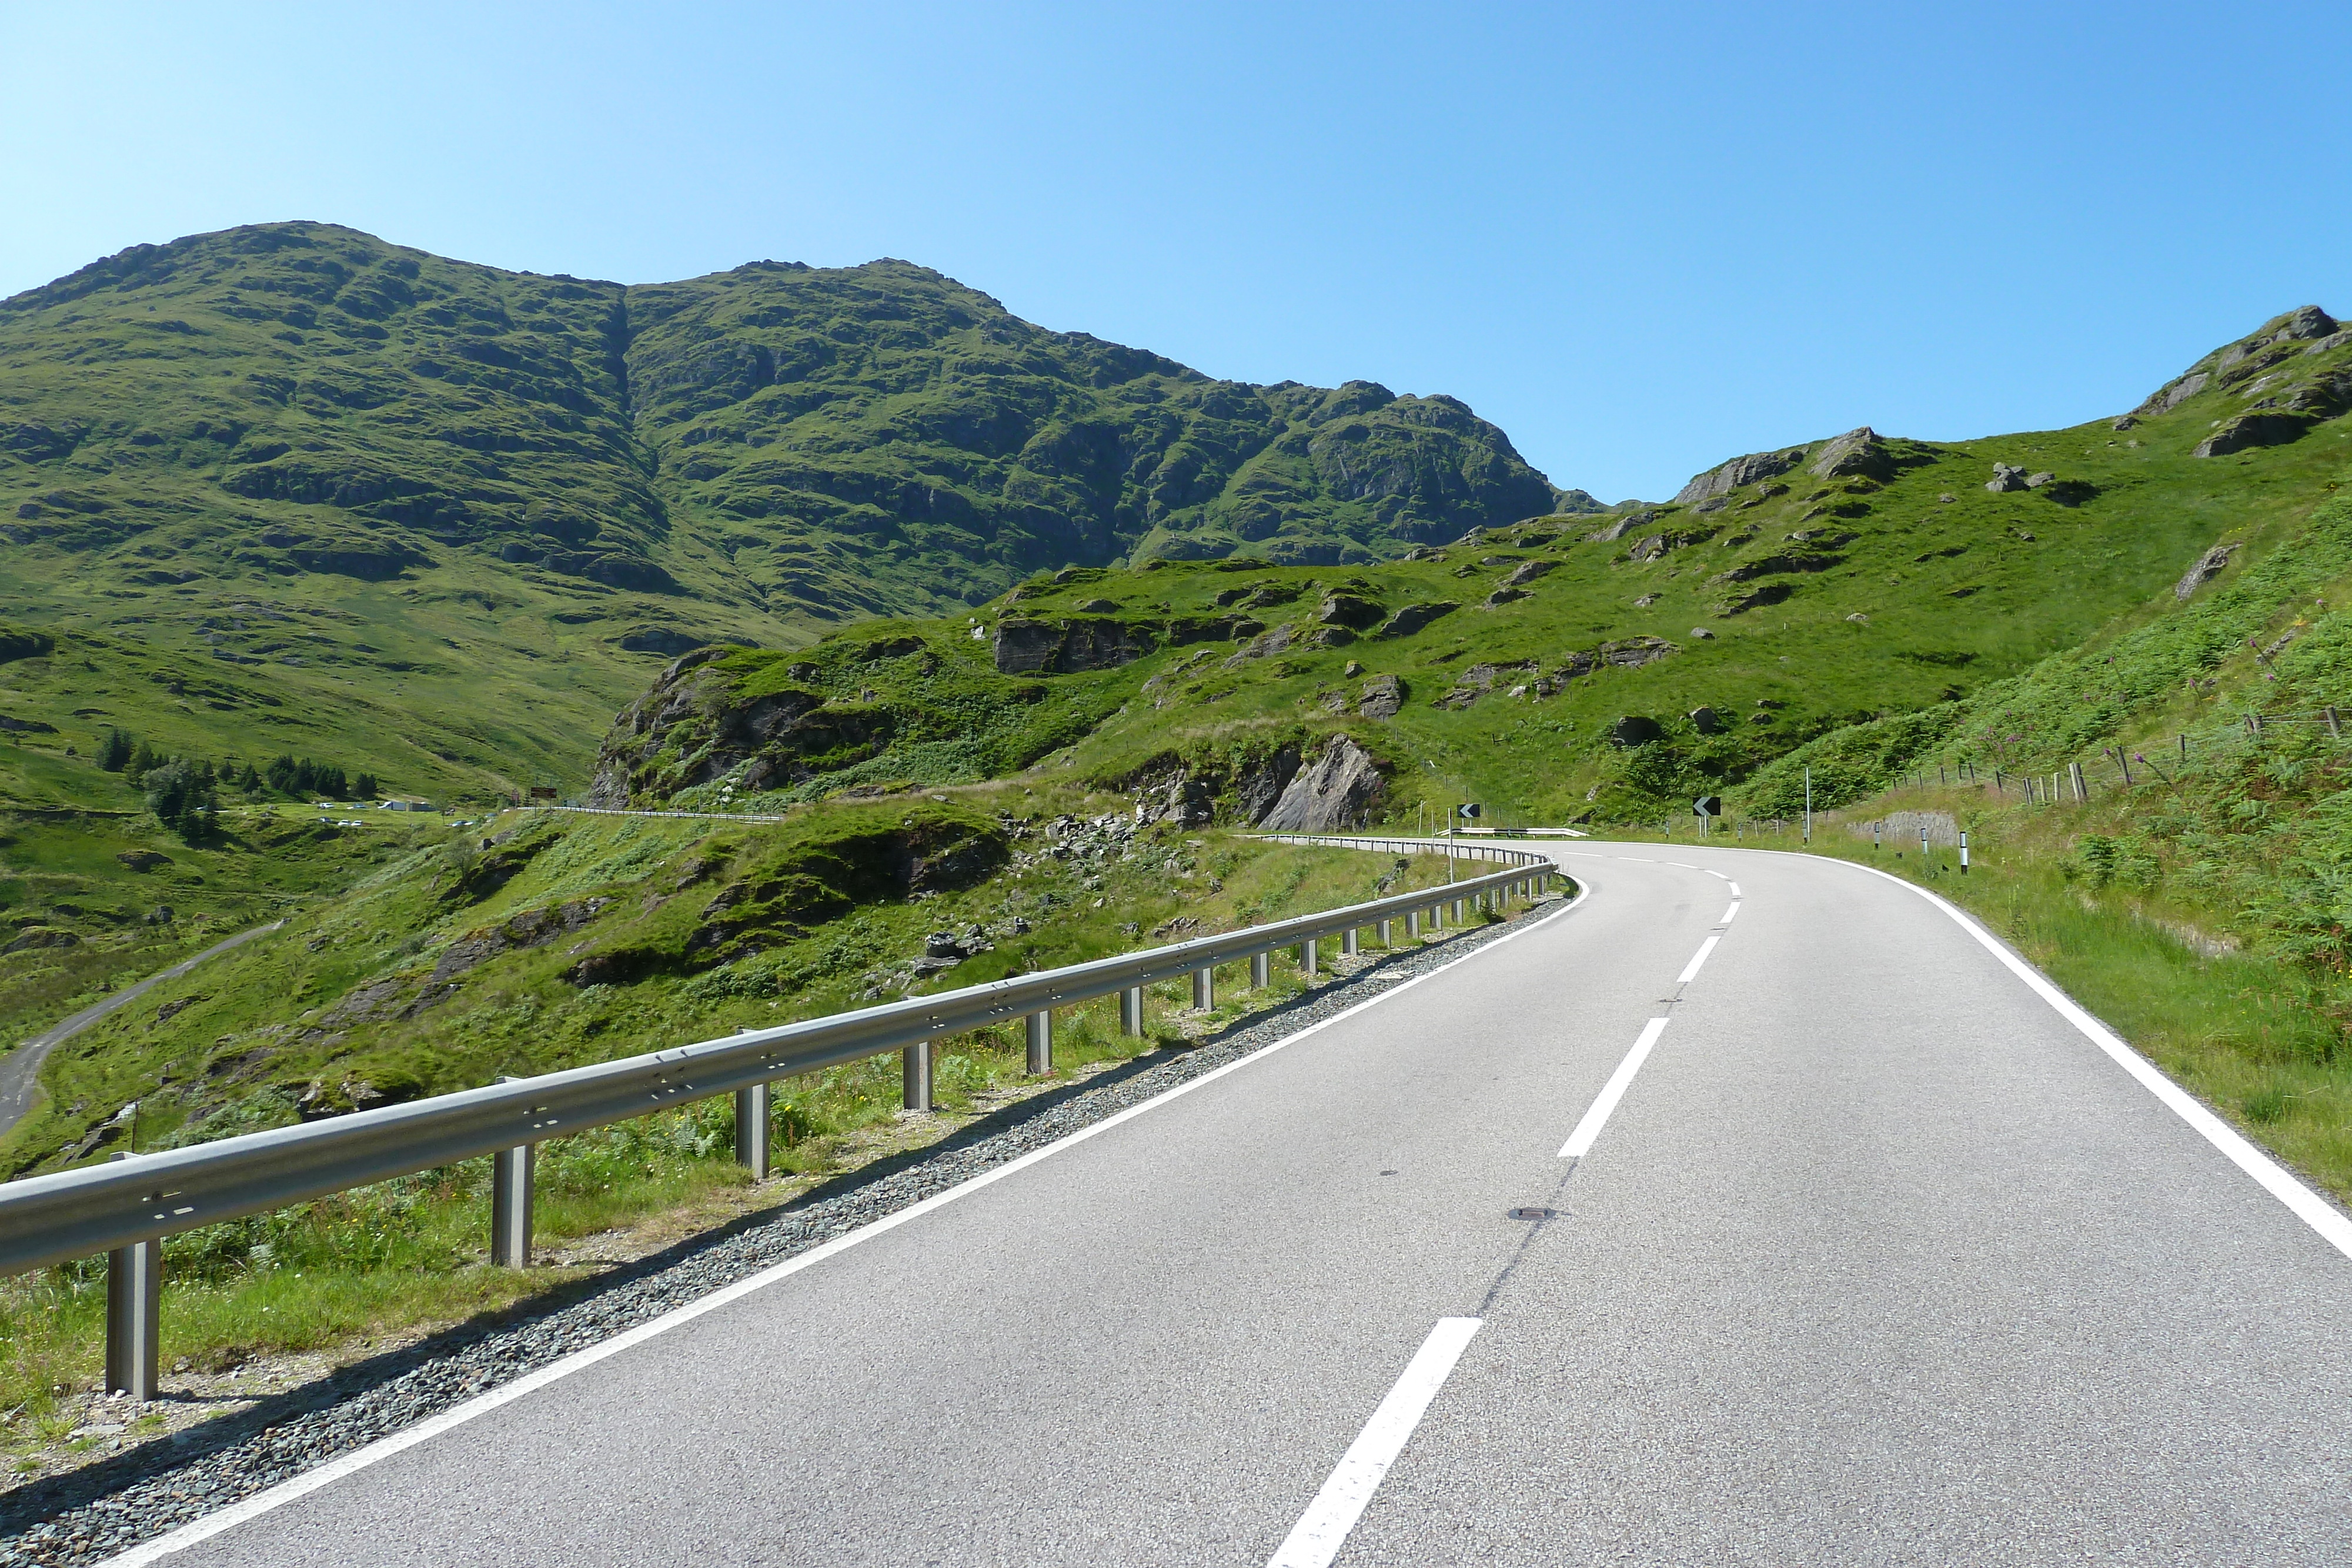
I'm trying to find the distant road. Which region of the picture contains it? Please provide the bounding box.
[121,847,2352,1565]
[0,920,284,1139]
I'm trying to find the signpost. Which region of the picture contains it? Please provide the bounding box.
[1692,795,1720,836]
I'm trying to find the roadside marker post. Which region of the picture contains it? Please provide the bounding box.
[903,1039,935,1109]
[736,1082,770,1178]
[1960,831,1970,874]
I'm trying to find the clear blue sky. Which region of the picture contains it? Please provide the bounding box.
[6,2,2346,503]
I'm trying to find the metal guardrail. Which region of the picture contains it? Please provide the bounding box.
[0,840,1558,1293]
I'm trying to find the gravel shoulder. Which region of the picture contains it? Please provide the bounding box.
[0,894,1572,1567]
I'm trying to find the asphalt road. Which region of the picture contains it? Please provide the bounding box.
[129,847,2352,1565]
[0,921,283,1139]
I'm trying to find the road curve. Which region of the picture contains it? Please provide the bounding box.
[0,921,285,1139]
[117,846,2352,1566]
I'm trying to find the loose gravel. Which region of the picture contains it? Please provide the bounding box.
[0,894,1571,1567]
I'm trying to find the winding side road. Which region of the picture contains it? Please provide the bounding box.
[111,845,2352,1565]
[0,921,284,1139]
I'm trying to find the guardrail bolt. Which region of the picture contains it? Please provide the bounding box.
[105,1235,161,1401]
[491,1142,536,1268]
[1026,1010,1053,1074]
[1251,952,1271,989]
[1192,967,1215,1010]
[736,1082,771,1178]
[903,1039,933,1111]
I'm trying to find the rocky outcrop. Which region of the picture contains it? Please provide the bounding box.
[1357,674,1405,718]
[1807,427,1890,480]
[1498,559,1556,588]
[1673,449,1806,507]
[1689,707,1722,734]
[1555,637,1676,681]
[1713,551,1843,584]
[1985,463,2030,493]
[993,616,1155,674]
[1432,661,1536,710]
[1717,582,1794,615]
[2195,412,2316,458]
[1234,743,1302,823]
[2174,543,2239,600]
[1258,735,1387,831]
[1372,601,1458,640]
[1609,716,1663,747]
[1316,591,1387,630]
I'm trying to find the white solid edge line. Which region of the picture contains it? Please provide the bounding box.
[1265,1317,1484,1568]
[102,879,1592,1567]
[1836,858,2352,1262]
[1559,1017,1671,1158]
[1720,901,1740,925]
[1675,934,1720,985]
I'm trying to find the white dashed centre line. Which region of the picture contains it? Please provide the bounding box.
[1267,1318,1484,1568]
[1561,1017,1671,1158]
[1676,934,1720,985]
[1728,882,1742,898]
[1720,901,1740,925]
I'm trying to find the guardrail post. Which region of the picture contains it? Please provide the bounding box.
[903,1039,933,1111]
[1378,918,1392,944]
[104,1153,161,1401]
[1026,1010,1053,1074]
[1451,897,1465,924]
[1192,967,1214,1009]
[1251,952,1271,988]
[1120,987,1143,1037]
[491,1142,535,1268]
[1342,928,1360,957]
[1406,910,1421,937]
[1303,938,1318,978]
[736,1082,770,1178]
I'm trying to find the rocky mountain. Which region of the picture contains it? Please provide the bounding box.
[578,305,2352,834]
[0,222,1568,804]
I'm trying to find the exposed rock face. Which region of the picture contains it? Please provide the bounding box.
[1609,716,1663,747]
[1357,673,1406,718]
[2195,412,2316,458]
[1499,559,1556,588]
[620,627,723,656]
[1481,587,1531,609]
[4,927,76,954]
[1985,463,2030,493]
[428,899,610,988]
[1316,591,1387,629]
[1717,583,1794,615]
[1555,637,1677,680]
[1373,601,1458,639]
[1807,427,1889,480]
[993,616,1155,674]
[1258,735,1387,831]
[2174,543,2239,600]
[1234,743,1302,823]
[1224,623,1302,668]
[1673,448,1806,507]
[1689,707,1722,734]
[1628,535,1669,561]
[2139,371,2211,415]
[1433,661,1536,709]
[1713,551,1843,584]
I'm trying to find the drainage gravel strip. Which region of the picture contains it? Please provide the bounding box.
[1,894,1571,1567]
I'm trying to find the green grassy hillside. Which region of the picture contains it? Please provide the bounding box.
[0,222,1565,814]
[584,306,2352,832]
